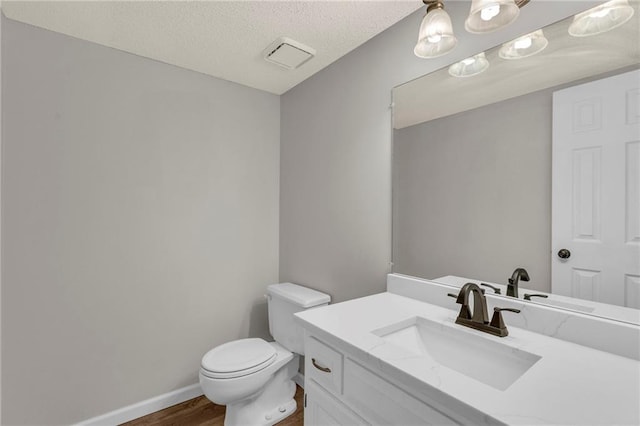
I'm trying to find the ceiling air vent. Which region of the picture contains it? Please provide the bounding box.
[263,37,315,70]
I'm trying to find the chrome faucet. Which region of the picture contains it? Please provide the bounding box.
[507,268,530,298]
[448,283,521,337]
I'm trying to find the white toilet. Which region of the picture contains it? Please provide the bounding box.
[199,283,330,426]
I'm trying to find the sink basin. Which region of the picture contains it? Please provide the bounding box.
[372,316,541,391]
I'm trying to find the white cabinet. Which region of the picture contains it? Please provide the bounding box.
[304,380,367,426]
[303,333,463,425]
[343,359,457,425]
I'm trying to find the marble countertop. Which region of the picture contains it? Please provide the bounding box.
[295,292,640,425]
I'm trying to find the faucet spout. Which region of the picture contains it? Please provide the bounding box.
[455,283,489,324]
[507,268,530,298]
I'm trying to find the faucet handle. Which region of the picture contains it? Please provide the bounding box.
[489,307,521,335]
[495,307,521,314]
[524,293,548,301]
[480,283,501,294]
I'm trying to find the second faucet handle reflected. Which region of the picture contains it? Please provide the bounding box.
[524,293,548,301]
[480,283,501,294]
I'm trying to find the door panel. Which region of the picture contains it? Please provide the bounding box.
[552,69,640,307]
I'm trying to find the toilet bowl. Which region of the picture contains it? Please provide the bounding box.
[199,283,330,426]
[199,339,298,425]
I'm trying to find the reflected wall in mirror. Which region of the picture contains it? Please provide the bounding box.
[392,1,640,324]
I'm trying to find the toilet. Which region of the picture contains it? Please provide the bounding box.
[199,283,330,426]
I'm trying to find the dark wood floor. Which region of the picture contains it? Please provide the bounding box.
[121,385,304,426]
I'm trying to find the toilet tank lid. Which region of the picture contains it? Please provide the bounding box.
[267,283,330,308]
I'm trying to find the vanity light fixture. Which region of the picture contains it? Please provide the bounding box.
[414,0,458,58]
[498,29,549,60]
[415,0,530,59]
[465,0,528,34]
[448,52,490,77]
[568,0,635,37]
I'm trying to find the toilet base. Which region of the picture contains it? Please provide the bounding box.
[255,398,296,426]
[224,354,299,426]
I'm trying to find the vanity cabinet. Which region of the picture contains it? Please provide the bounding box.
[303,334,461,426]
[304,380,367,426]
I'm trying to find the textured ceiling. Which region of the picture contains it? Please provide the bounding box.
[1,0,423,95]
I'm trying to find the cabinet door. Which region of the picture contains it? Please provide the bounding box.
[343,359,459,425]
[304,379,368,426]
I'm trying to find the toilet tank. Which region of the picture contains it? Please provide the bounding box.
[267,283,330,355]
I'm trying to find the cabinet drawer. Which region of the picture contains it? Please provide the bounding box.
[305,336,343,395]
[344,358,459,425]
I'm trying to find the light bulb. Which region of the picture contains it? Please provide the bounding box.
[448,52,489,77]
[499,29,548,60]
[481,5,500,21]
[466,0,519,33]
[414,6,457,58]
[589,8,611,18]
[514,36,532,49]
[569,0,635,37]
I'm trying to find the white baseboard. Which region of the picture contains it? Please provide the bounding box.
[76,373,303,425]
[75,383,203,426]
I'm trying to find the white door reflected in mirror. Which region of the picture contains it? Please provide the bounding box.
[552,70,640,309]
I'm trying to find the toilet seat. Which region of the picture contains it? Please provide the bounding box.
[201,338,277,379]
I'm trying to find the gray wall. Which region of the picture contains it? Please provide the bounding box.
[1,17,280,425]
[279,2,594,302]
[393,89,553,290]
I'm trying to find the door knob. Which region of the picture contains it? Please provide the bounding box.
[557,248,571,259]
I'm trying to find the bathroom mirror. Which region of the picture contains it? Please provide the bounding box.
[392,2,640,324]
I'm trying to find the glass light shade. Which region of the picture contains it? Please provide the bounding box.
[465,0,520,34]
[448,52,490,77]
[414,8,458,58]
[568,0,635,37]
[499,29,549,60]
